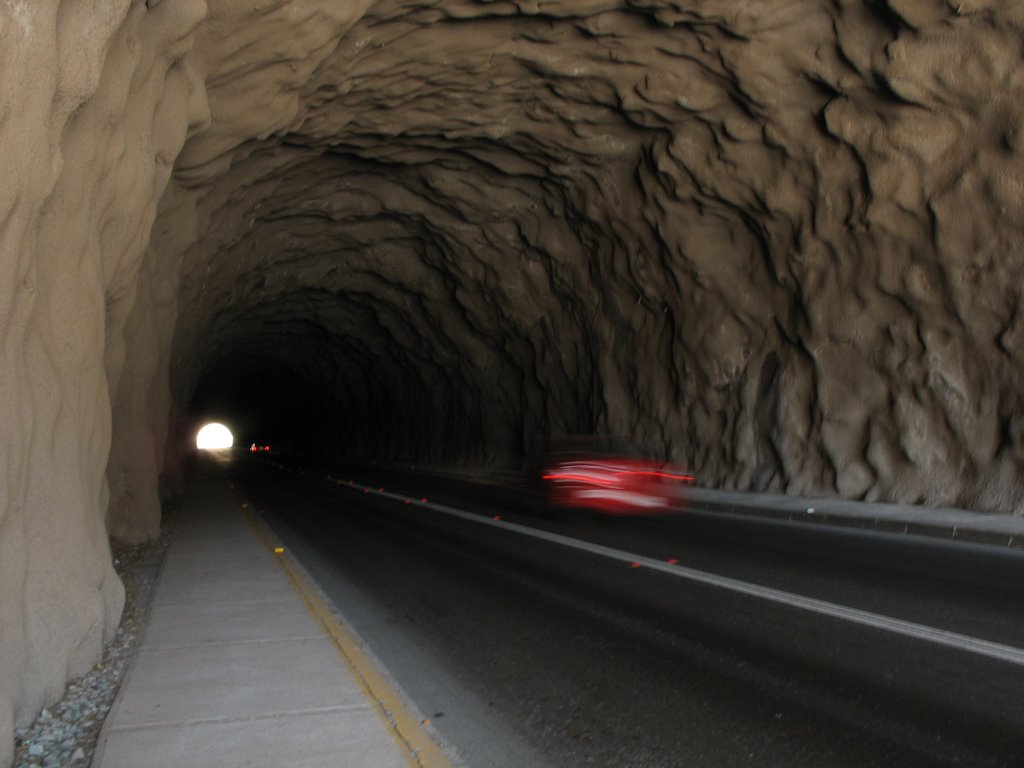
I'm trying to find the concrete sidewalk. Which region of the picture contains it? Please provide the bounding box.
[92,473,448,768]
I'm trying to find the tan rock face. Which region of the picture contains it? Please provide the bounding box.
[3,0,1024,763]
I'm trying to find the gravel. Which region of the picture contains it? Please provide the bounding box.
[12,509,175,768]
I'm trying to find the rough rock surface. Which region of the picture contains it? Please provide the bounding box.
[3,1,1024,765]
[11,526,169,768]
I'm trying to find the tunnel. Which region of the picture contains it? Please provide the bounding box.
[3,0,1024,764]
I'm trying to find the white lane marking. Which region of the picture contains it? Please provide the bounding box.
[349,481,1024,668]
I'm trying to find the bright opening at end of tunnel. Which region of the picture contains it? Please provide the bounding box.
[196,422,234,450]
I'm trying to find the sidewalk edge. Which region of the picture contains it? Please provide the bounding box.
[241,506,458,768]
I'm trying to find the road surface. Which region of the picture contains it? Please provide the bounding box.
[227,457,1024,768]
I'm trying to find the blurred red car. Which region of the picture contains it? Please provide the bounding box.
[541,437,693,515]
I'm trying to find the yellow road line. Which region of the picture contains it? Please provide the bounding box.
[240,503,456,768]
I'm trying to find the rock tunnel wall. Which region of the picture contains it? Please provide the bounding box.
[3,0,1024,763]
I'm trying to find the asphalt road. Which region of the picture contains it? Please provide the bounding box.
[228,457,1024,768]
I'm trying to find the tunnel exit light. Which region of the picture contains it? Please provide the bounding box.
[196,422,234,450]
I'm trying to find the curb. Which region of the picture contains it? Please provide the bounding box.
[240,503,459,768]
[686,498,1023,550]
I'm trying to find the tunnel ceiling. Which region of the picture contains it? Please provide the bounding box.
[150,0,1024,513]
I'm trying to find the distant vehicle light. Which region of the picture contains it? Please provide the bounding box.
[249,443,272,453]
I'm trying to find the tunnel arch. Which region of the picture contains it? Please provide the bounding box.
[138,1,1024,520]
[7,5,1024,759]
